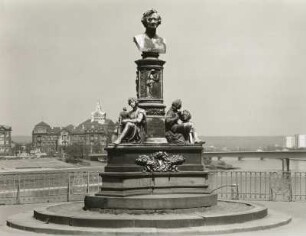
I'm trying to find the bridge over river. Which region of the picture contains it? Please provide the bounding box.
[203,150,306,171]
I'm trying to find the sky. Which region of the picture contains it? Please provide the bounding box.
[0,0,306,136]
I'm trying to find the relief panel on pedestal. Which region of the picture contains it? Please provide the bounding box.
[137,69,163,99]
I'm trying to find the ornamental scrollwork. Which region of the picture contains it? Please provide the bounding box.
[146,108,165,116]
[135,151,185,172]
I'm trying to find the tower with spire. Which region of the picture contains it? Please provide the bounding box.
[91,101,106,124]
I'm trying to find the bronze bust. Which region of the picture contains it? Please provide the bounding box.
[133,9,166,54]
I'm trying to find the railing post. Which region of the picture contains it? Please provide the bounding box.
[284,171,293,202]
[268,172,273,201]
[230,184,239,200]
[87,172,90,194]
[269,187,274,201]
[289,179,293,202]
[67,173,70,202]
[16,175,21,205]
[285,158,290,172]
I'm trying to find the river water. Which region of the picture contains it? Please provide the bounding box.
[219,157,306,172]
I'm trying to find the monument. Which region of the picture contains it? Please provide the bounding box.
[6,9,291,235]
[90,9,210,200]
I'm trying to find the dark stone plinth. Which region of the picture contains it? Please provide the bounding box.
[101,144,206,196]
[104,143,204,172]
[135,58,165,106]
[135,57,166,139]
[98,171,210,196]
[146,116,165,138]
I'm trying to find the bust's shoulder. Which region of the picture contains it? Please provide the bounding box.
[133,33,165,42]
[133,33,166,53]
[133,34,147,45]
[134,34,146,40]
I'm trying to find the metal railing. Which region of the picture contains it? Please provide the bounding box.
[0,171,101,205]
[209,171,306,202]
[211,184,239,200]
[1,170,306,205]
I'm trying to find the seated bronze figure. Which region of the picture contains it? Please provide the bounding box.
[165,99,202,144]
[113,98,146,145]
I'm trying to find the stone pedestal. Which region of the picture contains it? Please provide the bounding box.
[84,144,217,209]
[104,144,204,172]
[135,55,166,140]
[96,171,211,197]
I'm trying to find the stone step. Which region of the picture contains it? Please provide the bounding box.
[99,171,211,196]
[85,193,217,210]
[7,207,291,235]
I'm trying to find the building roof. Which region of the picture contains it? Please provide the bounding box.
[61,124,75,132]
[74,119,114,134]
[32,102,116,136]
[34,121,51,128]
[78,118,114,127]
[0,125,12,131]
[91,101,106,124]
[32,121,52,134]
[65,124,75,130]
[51,127,61,134]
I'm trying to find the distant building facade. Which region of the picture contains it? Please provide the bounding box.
[296,134,306,149]
[0,125,12,155]
[32,122,59,154]
[32,102,115,155]
[284,135,306,149]
[285,136,296,149]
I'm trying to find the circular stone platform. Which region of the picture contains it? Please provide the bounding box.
[84,193,218,212]
[6,200,291,235]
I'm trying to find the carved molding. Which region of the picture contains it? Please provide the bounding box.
[135,151,185,172]
[145,108,165,116]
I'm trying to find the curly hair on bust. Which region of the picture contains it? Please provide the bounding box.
[141,9,162,27]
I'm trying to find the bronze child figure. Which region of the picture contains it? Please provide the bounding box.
[165,99,202,144]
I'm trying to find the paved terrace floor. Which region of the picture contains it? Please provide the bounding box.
[0,201,304,236]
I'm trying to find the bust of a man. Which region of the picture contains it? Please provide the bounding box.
[133,9,166,54]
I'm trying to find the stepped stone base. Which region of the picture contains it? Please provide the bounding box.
[34,200,265,228]
[84,193,217,212]
[97,171,211,196]
[6,143,292,235]
[6,201,291,235]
